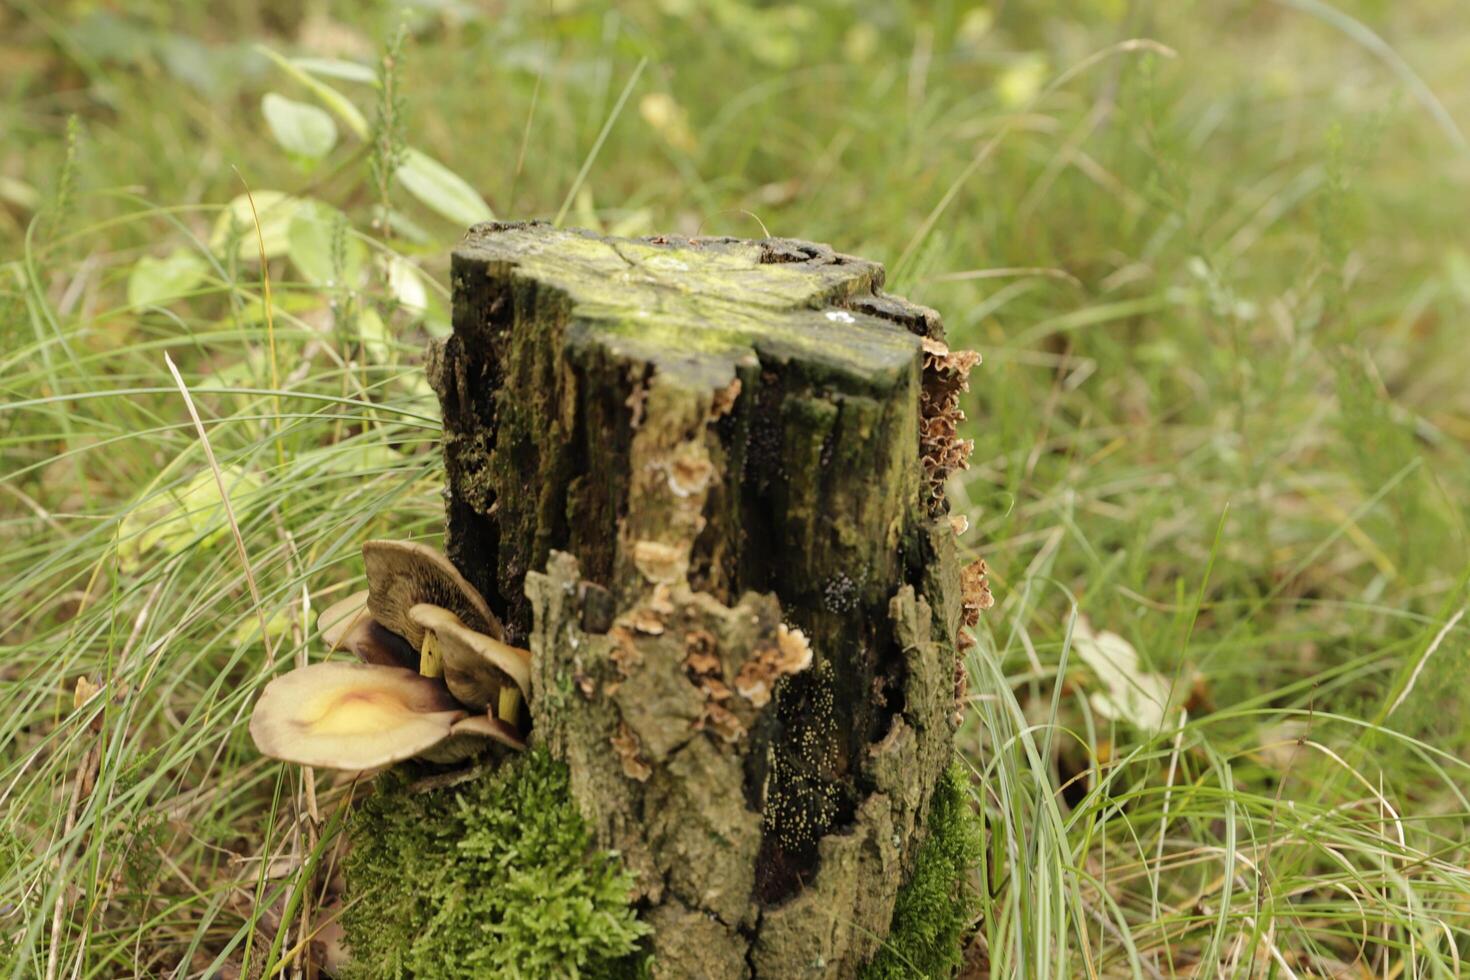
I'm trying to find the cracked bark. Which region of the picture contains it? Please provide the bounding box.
[428,222,974,978]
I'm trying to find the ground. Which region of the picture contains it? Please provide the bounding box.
[2,0,1469,976]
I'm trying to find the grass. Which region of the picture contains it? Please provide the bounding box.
[3,0,1469,975]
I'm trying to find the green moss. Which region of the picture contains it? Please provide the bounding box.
[341,747,650,979]
[860,763,984,979]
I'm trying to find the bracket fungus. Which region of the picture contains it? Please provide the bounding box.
[249,540,533,772]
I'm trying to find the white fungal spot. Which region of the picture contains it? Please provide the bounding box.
[645,256,689,272]
[824,310,855,323]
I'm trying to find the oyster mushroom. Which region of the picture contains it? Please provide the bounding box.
[362,540,504,651]
[408,604,531,725]
[249,662,466,770]
[318,589,418,670]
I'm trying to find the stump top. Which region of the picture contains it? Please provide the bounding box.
[452,222,926,391]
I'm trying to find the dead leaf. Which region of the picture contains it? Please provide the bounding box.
[1070,617,1178,734]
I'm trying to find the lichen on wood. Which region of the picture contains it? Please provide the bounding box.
[422,221,983,977]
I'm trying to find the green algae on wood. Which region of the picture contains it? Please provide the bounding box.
[426,221,983,977]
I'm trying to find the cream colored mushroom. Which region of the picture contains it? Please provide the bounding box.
[319,590,368,650]
[318,589,418,670]
[450,714,526,752]
[362,540,505,651]
[249,662,465,770]
[408,603,531,725]
[416,713,527,764]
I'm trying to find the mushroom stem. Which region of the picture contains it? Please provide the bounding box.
[419,633,444,679]
[407,604,532,715]
[497,686,522,727]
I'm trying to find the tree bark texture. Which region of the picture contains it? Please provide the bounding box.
[427,222,980,978]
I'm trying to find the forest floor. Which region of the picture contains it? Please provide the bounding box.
[3,1,1469,975]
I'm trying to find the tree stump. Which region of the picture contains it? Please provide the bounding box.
[427,222,982,978]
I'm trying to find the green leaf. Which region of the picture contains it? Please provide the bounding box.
[396,148,494,224]
[357,305,391,364]
[288,200,366,286]
[292,57,378,85]
[295,440,401,476]
[1444,248,1470,305]
[0,175,39,212]
[127,249,207,309]
[262,93,338,160]
[385,255,427,313]
[232,608,292,646]
[372,205,433,245]
[210,190,300,262]
[256,44,369,140]
[117,464,263,572]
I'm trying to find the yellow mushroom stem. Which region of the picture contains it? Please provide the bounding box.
[419,632,444,679]
[497,686,522,727]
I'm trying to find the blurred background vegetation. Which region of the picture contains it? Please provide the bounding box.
[3,0,1469,976]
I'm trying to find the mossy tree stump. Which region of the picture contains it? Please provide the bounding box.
[427,222,982,978]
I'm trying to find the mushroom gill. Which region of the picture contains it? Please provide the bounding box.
[450,714,527,752]
[363,540,505,651]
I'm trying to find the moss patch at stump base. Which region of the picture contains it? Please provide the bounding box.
[341,748,649,978]
[860,763,984,979]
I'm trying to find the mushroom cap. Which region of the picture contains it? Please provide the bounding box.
[450,713,527,751]
[318,590,370,650]
[318,590,417,670]
[249,662,465,770]
[415,715,526,764]
[362,540,504,650]
[312,906,350,975]
[408,604,531,712]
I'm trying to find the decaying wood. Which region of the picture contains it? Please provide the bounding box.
[428,222,978,978]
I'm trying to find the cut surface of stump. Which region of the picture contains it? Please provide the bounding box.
[428,221,977,978]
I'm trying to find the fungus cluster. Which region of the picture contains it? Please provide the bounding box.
[250,540,530,772]
[949,557,996,723]
[918,337,981,515]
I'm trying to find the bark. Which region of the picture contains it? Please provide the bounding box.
[427,221,976,978]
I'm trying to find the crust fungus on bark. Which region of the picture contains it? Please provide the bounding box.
[427,222,979,978]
